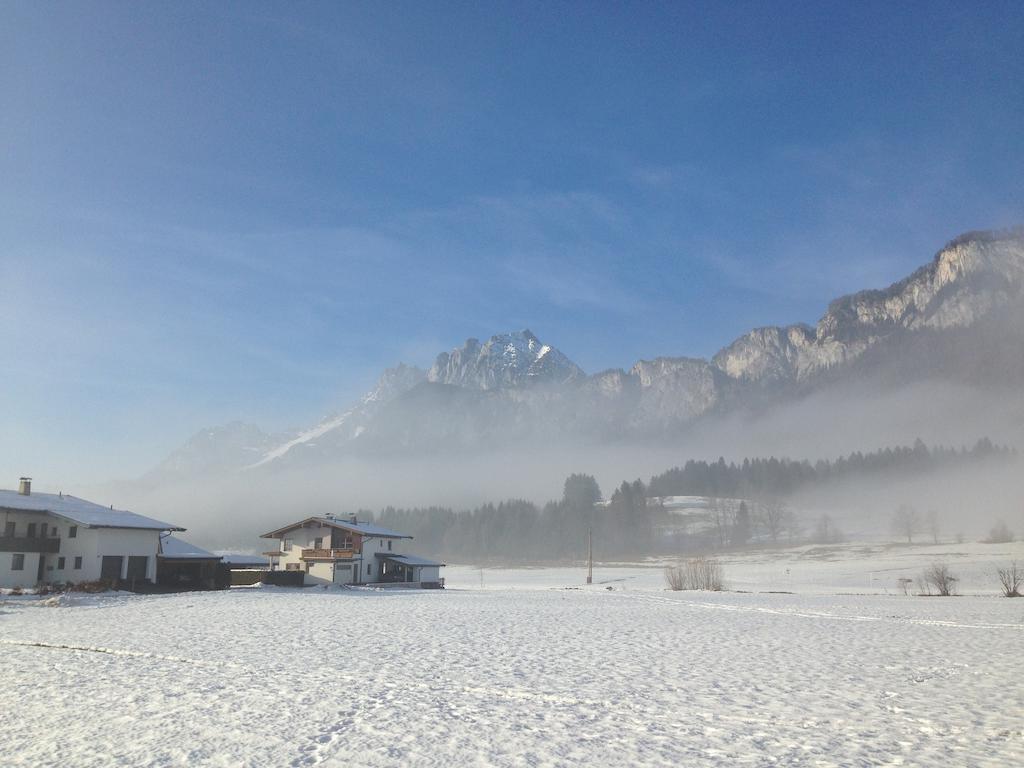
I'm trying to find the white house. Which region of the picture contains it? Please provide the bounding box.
[261,514,445,588]
[0,478,184,589]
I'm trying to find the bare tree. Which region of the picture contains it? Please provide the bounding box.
[892,504,919,544]
[997,561,1022,597]
[760,499,792,543]
[985,520,1015,544]
[926,509,941,544]
[813,513,844,544]
[920,562,958,596]
[709,497,732,550]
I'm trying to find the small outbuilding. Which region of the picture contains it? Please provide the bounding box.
[376,553,446,588]
[157,535,227,590]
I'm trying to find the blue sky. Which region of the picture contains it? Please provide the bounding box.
[2,1,1023,483]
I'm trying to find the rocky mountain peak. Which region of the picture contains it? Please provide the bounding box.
[713,229,1024,385]
[146,228,1024,477]
[428,329,584,389]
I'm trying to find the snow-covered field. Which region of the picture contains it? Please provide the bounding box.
[452,539,1024,595]
[2,545,1022,767]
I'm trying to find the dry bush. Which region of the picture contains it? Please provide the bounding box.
[687,557,725,591]
[919,562,958,596]
[664,564,685,591]
[665,557,726,591]
[997,561,1022,597]
[67,580,111,594]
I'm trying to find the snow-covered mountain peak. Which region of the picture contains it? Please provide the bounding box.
[146,227,1024,480]
[428,329,584,389]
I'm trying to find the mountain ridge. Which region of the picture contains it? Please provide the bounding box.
[149,228,1024,478]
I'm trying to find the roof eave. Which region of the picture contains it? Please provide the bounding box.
[260,517,412,539]
[88,524,187,532]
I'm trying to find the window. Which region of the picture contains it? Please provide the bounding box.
[27,523,36,538]
[11,554,25,571]
[314,537,323,549]
[366,563,372,575]
[3,522,13,536]
[40,523,48,537]
[387,540,392,551]
[57,557,66,569]
[69,526,77,538]
[285,562,301,571]
[282,538,292,552]
[74,556,82,570]
[51,527,59,537]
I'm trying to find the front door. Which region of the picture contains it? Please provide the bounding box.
[101,555,123,583]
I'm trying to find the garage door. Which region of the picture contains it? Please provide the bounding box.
[101,556,123,581]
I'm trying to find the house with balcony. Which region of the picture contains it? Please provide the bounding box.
[261,514,445,588]
[0,478,185,590]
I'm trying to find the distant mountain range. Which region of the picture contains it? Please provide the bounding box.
[148,228,1024,482]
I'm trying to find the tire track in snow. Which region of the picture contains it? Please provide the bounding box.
[0,637,248,668]
[607,591,1024,630]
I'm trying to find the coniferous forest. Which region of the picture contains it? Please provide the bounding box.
[369,439,1013,563]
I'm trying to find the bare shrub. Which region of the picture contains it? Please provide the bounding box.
[919,562,958,596]
[66,580,111,594]
[897,577,913,595]
[664,557,726,591]
[985,520,1015,544]
[997,561,1022,597]
[664,564,685,591]
[687,557,725,591]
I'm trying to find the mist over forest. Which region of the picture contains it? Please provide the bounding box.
[83,230,1024,559]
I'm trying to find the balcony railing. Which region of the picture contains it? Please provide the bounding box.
[0,536,61,554]
[301,548,355,560]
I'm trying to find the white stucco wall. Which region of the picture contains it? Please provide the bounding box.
[0,510,163,588]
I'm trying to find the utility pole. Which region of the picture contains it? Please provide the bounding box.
[586,527,593,585]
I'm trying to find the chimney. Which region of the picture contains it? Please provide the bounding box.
[18,477,31,495]
[350,514,358,525]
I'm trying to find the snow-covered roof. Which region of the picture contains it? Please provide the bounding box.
[261,516,412,540]
[377,552,446,567]
[0,489,185,531]
[159,535,221,560]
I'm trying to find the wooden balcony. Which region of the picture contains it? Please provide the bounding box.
[301,548,355,561]
[0,536,61,554]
